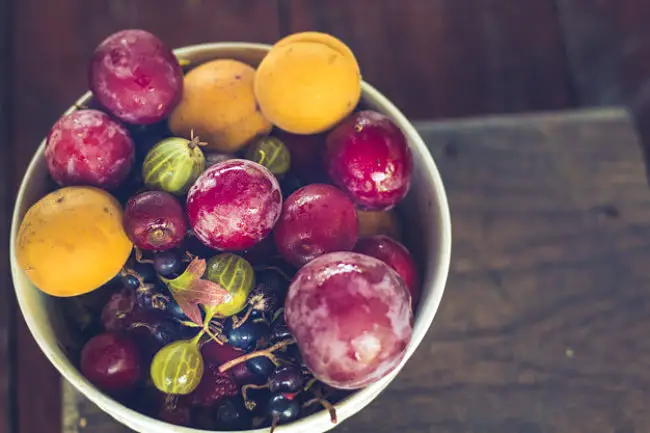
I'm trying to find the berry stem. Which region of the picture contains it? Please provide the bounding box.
[134,246,153,264]
[303,398,337,424]
[241,382,270,411]
[232,306,254,329]
[218,339,295,373]
[269,415,280,433]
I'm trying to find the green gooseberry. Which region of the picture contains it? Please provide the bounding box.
[150,339,204,395]
[142,136,206,196]
[245,136,291,176]
[205,253,255,318]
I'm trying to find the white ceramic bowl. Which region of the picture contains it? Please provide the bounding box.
[10,43,452,433]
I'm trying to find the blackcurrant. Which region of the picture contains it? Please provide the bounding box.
[268,393,300,424]
[153,251,181,276]
[246,356,275,378]
[269,365,305,393]
[225,319,271,352]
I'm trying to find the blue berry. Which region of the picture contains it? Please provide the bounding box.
[225,319,270,352]
[246,356,275,378]
[153,251,181,277]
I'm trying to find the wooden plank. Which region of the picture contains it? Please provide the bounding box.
[0,0,14,430]
[9,2,281,433]
[63,108,650,433]
[287,0,575,119]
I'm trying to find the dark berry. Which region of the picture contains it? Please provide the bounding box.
[246,356,275,378]
[225,319,270,352]
[270,316,292,342]
[256,269,289,295]
[215,396,251,430]
[269,365,305,393]
[153,251,181,276]
[189,364,238,407]
[134,283,187,321]
[123,274,140,290]
[127,310,195,358]
[158,397,191,427]
[133,262,157,282]
[100,287,136,332]
[268,393,301,424]
[80,332,142,393]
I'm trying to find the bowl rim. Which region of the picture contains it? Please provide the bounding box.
[9,41,452,433]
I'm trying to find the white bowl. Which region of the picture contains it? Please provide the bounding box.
[9,43,452,433]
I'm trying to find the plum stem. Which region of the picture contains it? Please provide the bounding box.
[148,228,168,246]
[218,338,295,373]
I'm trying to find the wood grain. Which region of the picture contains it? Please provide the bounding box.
[288,0,575,119]
[63,108,650,433]
[9,3,281,433]
[0,0,14,431]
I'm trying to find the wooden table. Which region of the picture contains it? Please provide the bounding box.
[62,107,650,433]
[6,2,650,432]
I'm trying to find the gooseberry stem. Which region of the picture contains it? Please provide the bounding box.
[218,338,295,373]
[188,129,208,148]
[191,329,205,346]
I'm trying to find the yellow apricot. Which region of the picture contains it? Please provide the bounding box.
[16,186,132,297]
[254,32,362,135]
[169,59,273,153]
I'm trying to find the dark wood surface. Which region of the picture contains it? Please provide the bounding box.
[4,1,650,433]
[0,0,14,433]
[288,0,574,119]
[63,108,650,433]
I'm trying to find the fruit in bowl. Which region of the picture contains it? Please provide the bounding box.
[11,29,451,433]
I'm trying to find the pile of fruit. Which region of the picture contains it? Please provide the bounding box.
[15,29,419,431]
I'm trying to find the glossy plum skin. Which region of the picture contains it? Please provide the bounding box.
[80,332,142,393]
[324,110,413,211]
[45,110,135,190]
[354,235,420,305]
[186,159,282,251]
[89,29,183,125]
[274,184,358,268]
[124,191,187,251]
[285,252,413,389]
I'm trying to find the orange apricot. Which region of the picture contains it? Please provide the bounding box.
[254,32,362,135]
[16,186,132,297]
